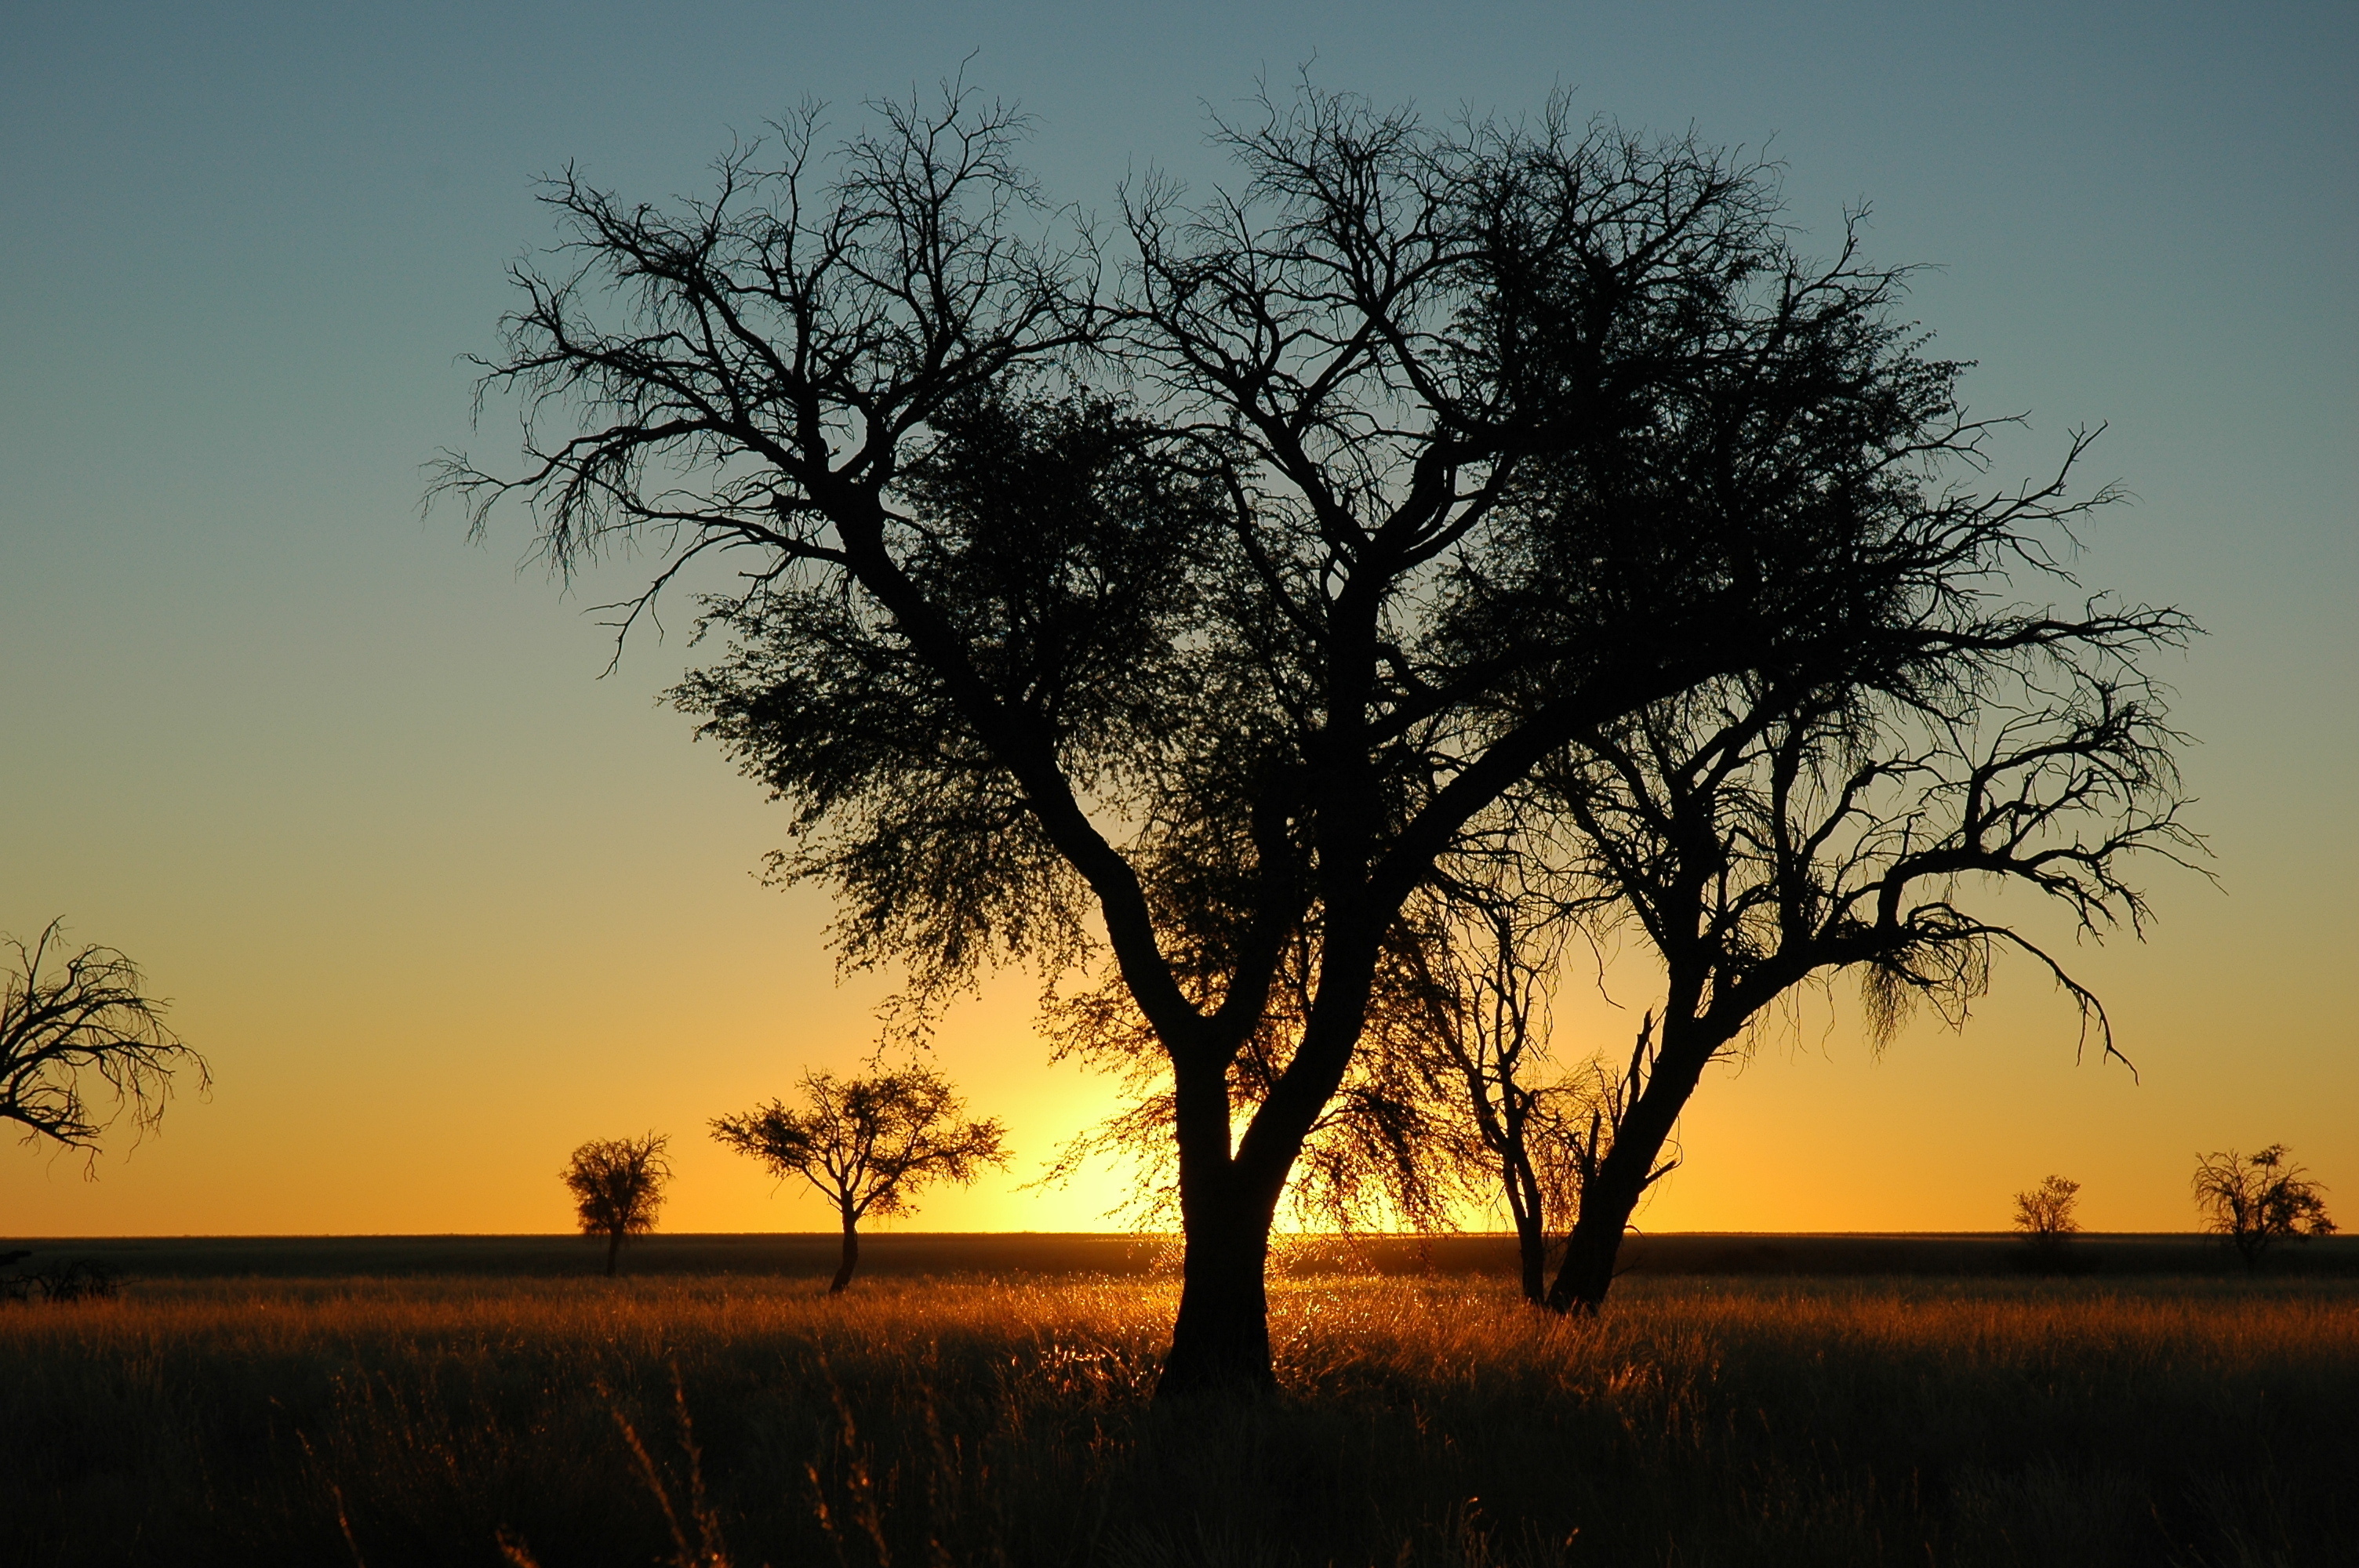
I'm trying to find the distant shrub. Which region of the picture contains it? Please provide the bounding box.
[562,1132,671,1276]
[2192,1145,2335,1270]
[2012,1174,2083,1264]
[0,1252,119,1304]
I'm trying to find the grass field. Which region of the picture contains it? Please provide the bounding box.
[18,1229,2356,1280]
[5,1243,2355,1568]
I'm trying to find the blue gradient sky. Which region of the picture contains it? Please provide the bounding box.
[4,2,2352,1236]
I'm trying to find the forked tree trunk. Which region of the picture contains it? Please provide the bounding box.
[1151,928,1382,1398]
[1464,1065,1550,1303]
[831,1213,860,1294]
[1155,1049,1289,1399]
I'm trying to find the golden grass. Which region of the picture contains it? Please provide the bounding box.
[5,1273,2355,1566]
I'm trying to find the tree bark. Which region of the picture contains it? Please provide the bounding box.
[1157,1200,1276,1397]
[1544,1033,1712,1314]
[831,1214,860,1294]
[604,1230,620,1278]
[1547,1177,1635,1314]
[1154,921,1390,1398]
[1154,1043,1286,1399]
[1507,1158,1548,1305]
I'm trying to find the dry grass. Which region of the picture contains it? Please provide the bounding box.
[4,1272,2354,1566]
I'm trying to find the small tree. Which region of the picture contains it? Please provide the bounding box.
[2192,1145,2335,1271]
[3,919,207,1165]
[712,1065,1008,1293]
[562,1133,671,1276]
[2012,1174,2083,1260]
[1396,879,1638,1304]
[1508,609,2194,1316]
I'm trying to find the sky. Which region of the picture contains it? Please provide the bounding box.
[3,1,2353,1239]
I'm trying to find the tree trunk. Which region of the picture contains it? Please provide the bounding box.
[605,1230,620,1278]
[1544,1032,1712,1315]
[1157,1203,1276,1397]
[1155,1047,1284,1399]
[831,1214,860,1294]
[1547,1180,1636,1314]
[1151,924,1382,1399]
[1459,1049,1549,1304]
[1510,1172,1548,1306]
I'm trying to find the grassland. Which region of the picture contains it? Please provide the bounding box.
[21,1228,2351,1281]
[5,1249,2354,1567]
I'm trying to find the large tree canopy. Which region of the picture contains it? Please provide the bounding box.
[444,82,2172,1392]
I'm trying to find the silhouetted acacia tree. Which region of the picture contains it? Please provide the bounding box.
[2012,1174,2083,1260]
[711,1065,1008,1292]
[2,919,207,1165]
[562,1133,671,1276]
[442,80,2164,1392]
[1517,601,2197,1312]
[2192,1145,2335,1270]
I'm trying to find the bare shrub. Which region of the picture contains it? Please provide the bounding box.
[2013,1174,2084,1264]
[0,1252,120,1304]
[2192,1145,2335,1270]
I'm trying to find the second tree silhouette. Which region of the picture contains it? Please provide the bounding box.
[714,1065,1008,1292]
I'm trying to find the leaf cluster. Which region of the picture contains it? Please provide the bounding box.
[678,392,1256,1003]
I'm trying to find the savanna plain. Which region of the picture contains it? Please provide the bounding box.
[5,1237,2356,1568]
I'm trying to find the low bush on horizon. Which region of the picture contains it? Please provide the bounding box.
[3,1273,2353,1566]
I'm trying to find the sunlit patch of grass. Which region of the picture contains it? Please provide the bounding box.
[3,1272,2354,1566]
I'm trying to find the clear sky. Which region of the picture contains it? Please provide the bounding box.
[4,1,2353,1239]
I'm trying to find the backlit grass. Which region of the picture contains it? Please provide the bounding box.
[5,1273,2353,1565]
